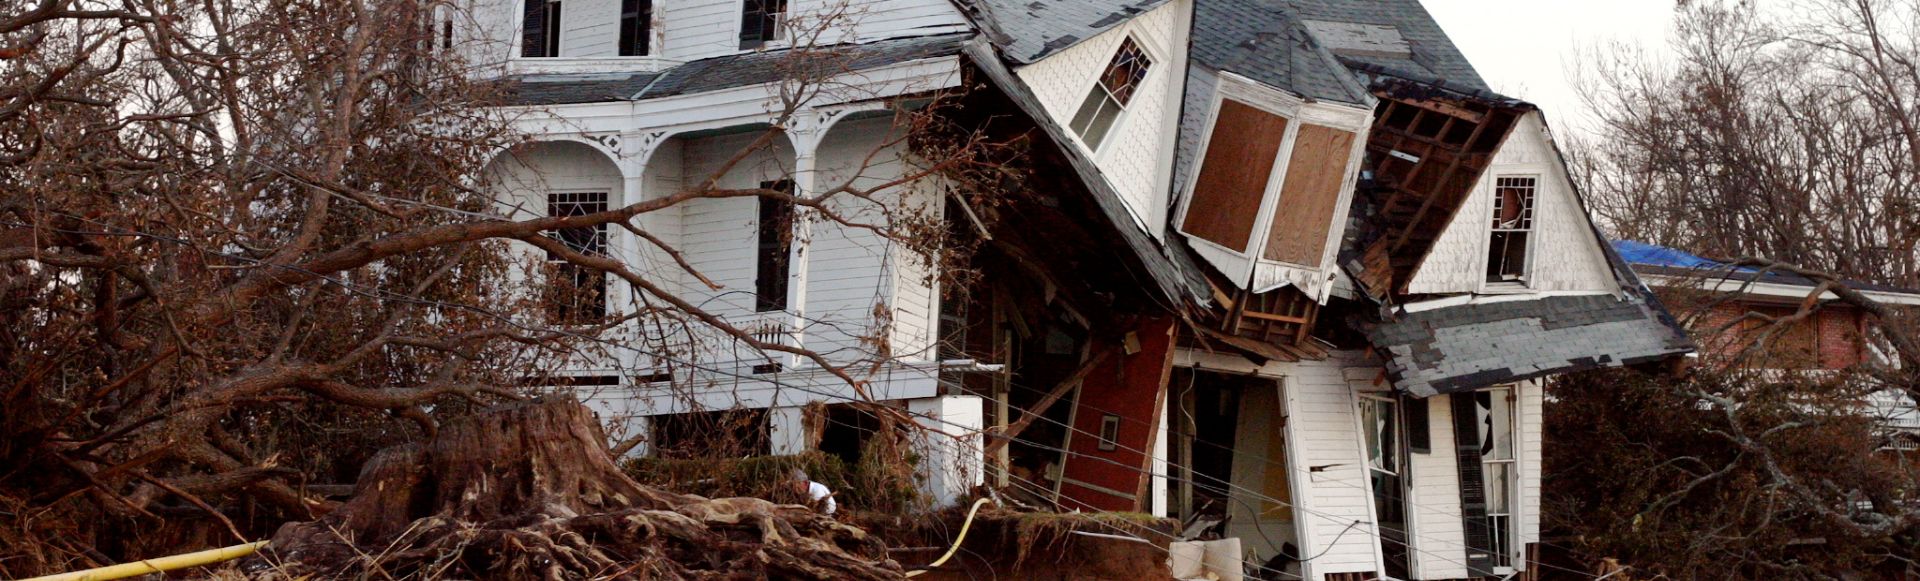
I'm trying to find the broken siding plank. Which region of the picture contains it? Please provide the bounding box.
[1283,356,1386,576]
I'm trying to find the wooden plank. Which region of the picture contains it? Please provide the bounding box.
[984,347,1114,455]
[1182,100,1290,252]
[1263,124,1358,265]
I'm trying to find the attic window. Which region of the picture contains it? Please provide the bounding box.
[1069,37,1151,151]
[1486,176,1537,284]
[739,0,787,49]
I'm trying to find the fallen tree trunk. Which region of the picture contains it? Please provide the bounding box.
[259,399,903,580]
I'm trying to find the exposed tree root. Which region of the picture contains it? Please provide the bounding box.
[256,399,903,580]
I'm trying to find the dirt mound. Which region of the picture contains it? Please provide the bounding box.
[255,399,902,580]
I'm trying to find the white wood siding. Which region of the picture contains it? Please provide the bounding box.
[1519,379,1544,551]
[679,131,791,316]
[805,117,933,364]
[660,0,739,61]
[1407,395,1468,580]
[1406,112,1618,295]
[1283,353,1385,577]
[1011,0,1188,236]
[660,0,968,62]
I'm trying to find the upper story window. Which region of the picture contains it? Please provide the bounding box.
[521,0,562,58]
[619,0,652,56]
[1486,176,1537,284]
[1070,37,1151,151]
[739,0,788,50]
[545,192,608,324]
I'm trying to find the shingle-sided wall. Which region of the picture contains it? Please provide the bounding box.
[1011,0,1188,237]
[1406,112,1617,295]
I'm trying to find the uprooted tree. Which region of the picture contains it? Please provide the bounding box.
[0,0,1012,575]
[1551,0,1920,576]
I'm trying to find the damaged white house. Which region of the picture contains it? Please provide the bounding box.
[452,0,1695,579]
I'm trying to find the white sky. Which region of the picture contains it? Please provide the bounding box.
[1421,0,1678,137]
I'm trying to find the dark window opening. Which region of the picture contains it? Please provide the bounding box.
[817,404,883,465]
[755,181,795,312]
[618,0,652,56]
[1486,176,1536,284]
[521,0,562,57]
[1069,37,1152,150]
[442,20,454,50]
[738,0,787,49]
[651,408,770,459]
[545,192,607,324]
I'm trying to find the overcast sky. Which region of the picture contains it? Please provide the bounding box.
[1421,0,1678,137]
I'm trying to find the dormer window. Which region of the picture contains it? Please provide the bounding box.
[1069,37,1151,151]
[618,0,652,56]
[1486,176,1536,284]
[521,0,562,58]
[739,0,787,50]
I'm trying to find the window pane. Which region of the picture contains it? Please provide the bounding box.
[1069,88,1105,136]
[1078,95,1121,150]
[1363,398,1398,474]
[1484,462,1511,514]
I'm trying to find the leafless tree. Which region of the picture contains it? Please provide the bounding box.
[1552,2,1920,575]
[0,0,1008,574]
[1574,0,1920,287]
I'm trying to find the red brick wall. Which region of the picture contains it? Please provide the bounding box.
[1687,300,1864,369]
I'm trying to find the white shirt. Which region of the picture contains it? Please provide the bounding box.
[806,481,837,514]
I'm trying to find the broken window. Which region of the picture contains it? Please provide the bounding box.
[1361,395,1410,578]
[545,192,607,324]
[1069,37,1151,151]
[755,181,795,312]
[738,0,787,49]
[1486,176,1537,284]
[521,0,562,57]
[618,0,652,56]
[1180,100,1288,252]
[1475,387,1518,569]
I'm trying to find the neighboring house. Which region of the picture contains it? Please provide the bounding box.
[1615,240,1920,445]
[453,0,1693,579]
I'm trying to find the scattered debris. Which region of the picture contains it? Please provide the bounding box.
[255,400,902,580]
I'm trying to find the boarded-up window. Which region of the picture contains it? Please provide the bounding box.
[1264,124,1356,265]
[1182,100,1289,253]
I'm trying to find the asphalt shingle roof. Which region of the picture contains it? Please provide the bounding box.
[1360,293,1695,397]
[956,0,1175,64]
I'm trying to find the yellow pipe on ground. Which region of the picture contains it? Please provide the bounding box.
[19,540,267,581]
[905,497,992,578]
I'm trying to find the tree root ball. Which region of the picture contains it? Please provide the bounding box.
[256,399,903,580]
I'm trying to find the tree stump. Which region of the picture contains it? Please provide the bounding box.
[261,399,903,580]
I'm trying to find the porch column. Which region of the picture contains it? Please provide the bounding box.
[908,395,985,508]
[782,115,827,367]
[769,406,810,455]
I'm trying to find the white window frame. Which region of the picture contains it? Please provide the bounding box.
[1479,173,1541,294]
[1477,385,1521,573]
[739,0,789,51]
[1169,72,1371,286]
[1068,34,1156,155]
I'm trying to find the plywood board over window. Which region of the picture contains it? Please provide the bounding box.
[1183,100,1289,253]
[1264,124,1355,266]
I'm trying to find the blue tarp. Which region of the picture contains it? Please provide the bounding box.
[1610,240,1753,271]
